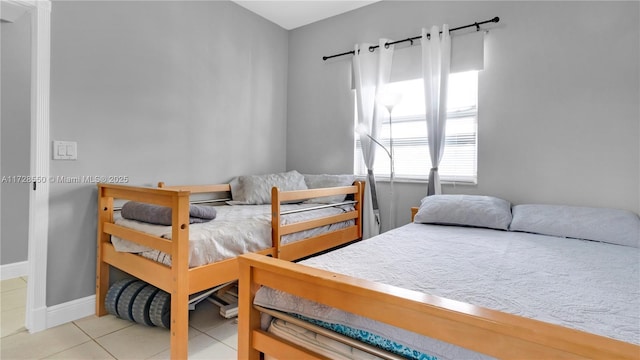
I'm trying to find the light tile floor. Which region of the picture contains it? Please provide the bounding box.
[1,278,238,359]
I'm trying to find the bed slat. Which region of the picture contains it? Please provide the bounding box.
[278,227,359,261]
[102,243,172,292]
[279,212,358,236]
[276,185,358,203]
[103,223,172,254]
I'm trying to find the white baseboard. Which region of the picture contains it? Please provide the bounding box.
[1,261,96,331]
[28,306,48,333]
[46,295,96,329]
[1,261,28,280]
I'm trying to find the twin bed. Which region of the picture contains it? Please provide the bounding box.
[95,171,364,359]
[238,195,640,359]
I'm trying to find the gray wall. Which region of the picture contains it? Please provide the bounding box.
[48,1,288,305]
[7,0,639,307]
[286,1,640,229]
[1,13,31,265]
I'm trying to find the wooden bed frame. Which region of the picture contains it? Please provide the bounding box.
[96,181,363,359]
[237,211,640,359]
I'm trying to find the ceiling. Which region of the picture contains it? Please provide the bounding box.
[232,1,380,30]
[0,1,29,23]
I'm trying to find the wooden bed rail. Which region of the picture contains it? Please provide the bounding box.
[275,185,359,203]
[271,182,364,258]
[99,183,191,207]
[157,181,231,194]
[238,253,640,360]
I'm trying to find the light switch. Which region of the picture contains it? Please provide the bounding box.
[66,144,77,160]
[57,144,66,156]
[53,141,78,160]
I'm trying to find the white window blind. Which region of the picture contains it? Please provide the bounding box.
[354,71,478,183]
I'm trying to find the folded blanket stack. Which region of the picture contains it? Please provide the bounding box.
[121,201,217,226]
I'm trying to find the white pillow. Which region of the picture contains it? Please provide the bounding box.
[303,174,356,204]
[228,170,308,205]
[414,194,512,230]
[510,204,640,248]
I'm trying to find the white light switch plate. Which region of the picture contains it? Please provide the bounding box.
[53,141,77,160]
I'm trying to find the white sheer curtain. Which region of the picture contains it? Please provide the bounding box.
[422,25,451,196]
[353,39,394,238]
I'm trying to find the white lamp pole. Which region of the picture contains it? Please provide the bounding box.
[373,92,402,230]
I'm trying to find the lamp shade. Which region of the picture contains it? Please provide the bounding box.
[376,91,402,113]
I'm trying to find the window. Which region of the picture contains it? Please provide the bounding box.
[354,71,478,183]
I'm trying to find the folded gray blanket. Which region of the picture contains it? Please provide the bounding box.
[121,201,217,226]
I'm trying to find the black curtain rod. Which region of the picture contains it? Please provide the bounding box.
[322,16,500,61]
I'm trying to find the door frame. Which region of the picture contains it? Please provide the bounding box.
[5,0,52,333]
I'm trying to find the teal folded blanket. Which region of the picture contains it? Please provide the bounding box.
[121,202,217,226]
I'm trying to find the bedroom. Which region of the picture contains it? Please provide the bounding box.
[1,0,638,359]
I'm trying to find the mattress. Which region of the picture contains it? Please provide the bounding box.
[111,203,355,268]
[255,223,640,360]
[266,318,384,360]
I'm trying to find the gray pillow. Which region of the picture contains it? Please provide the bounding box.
[510,204,640,248]
[228,170,308,205]
[303,174,356,204]
[414,194,512,230]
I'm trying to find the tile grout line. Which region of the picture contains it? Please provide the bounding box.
[37,337,97,360]
[75,317,136,339]
[70,320,121,359]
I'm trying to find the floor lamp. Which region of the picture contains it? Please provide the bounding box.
[377,92,402,230]
[356,92,402,231]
